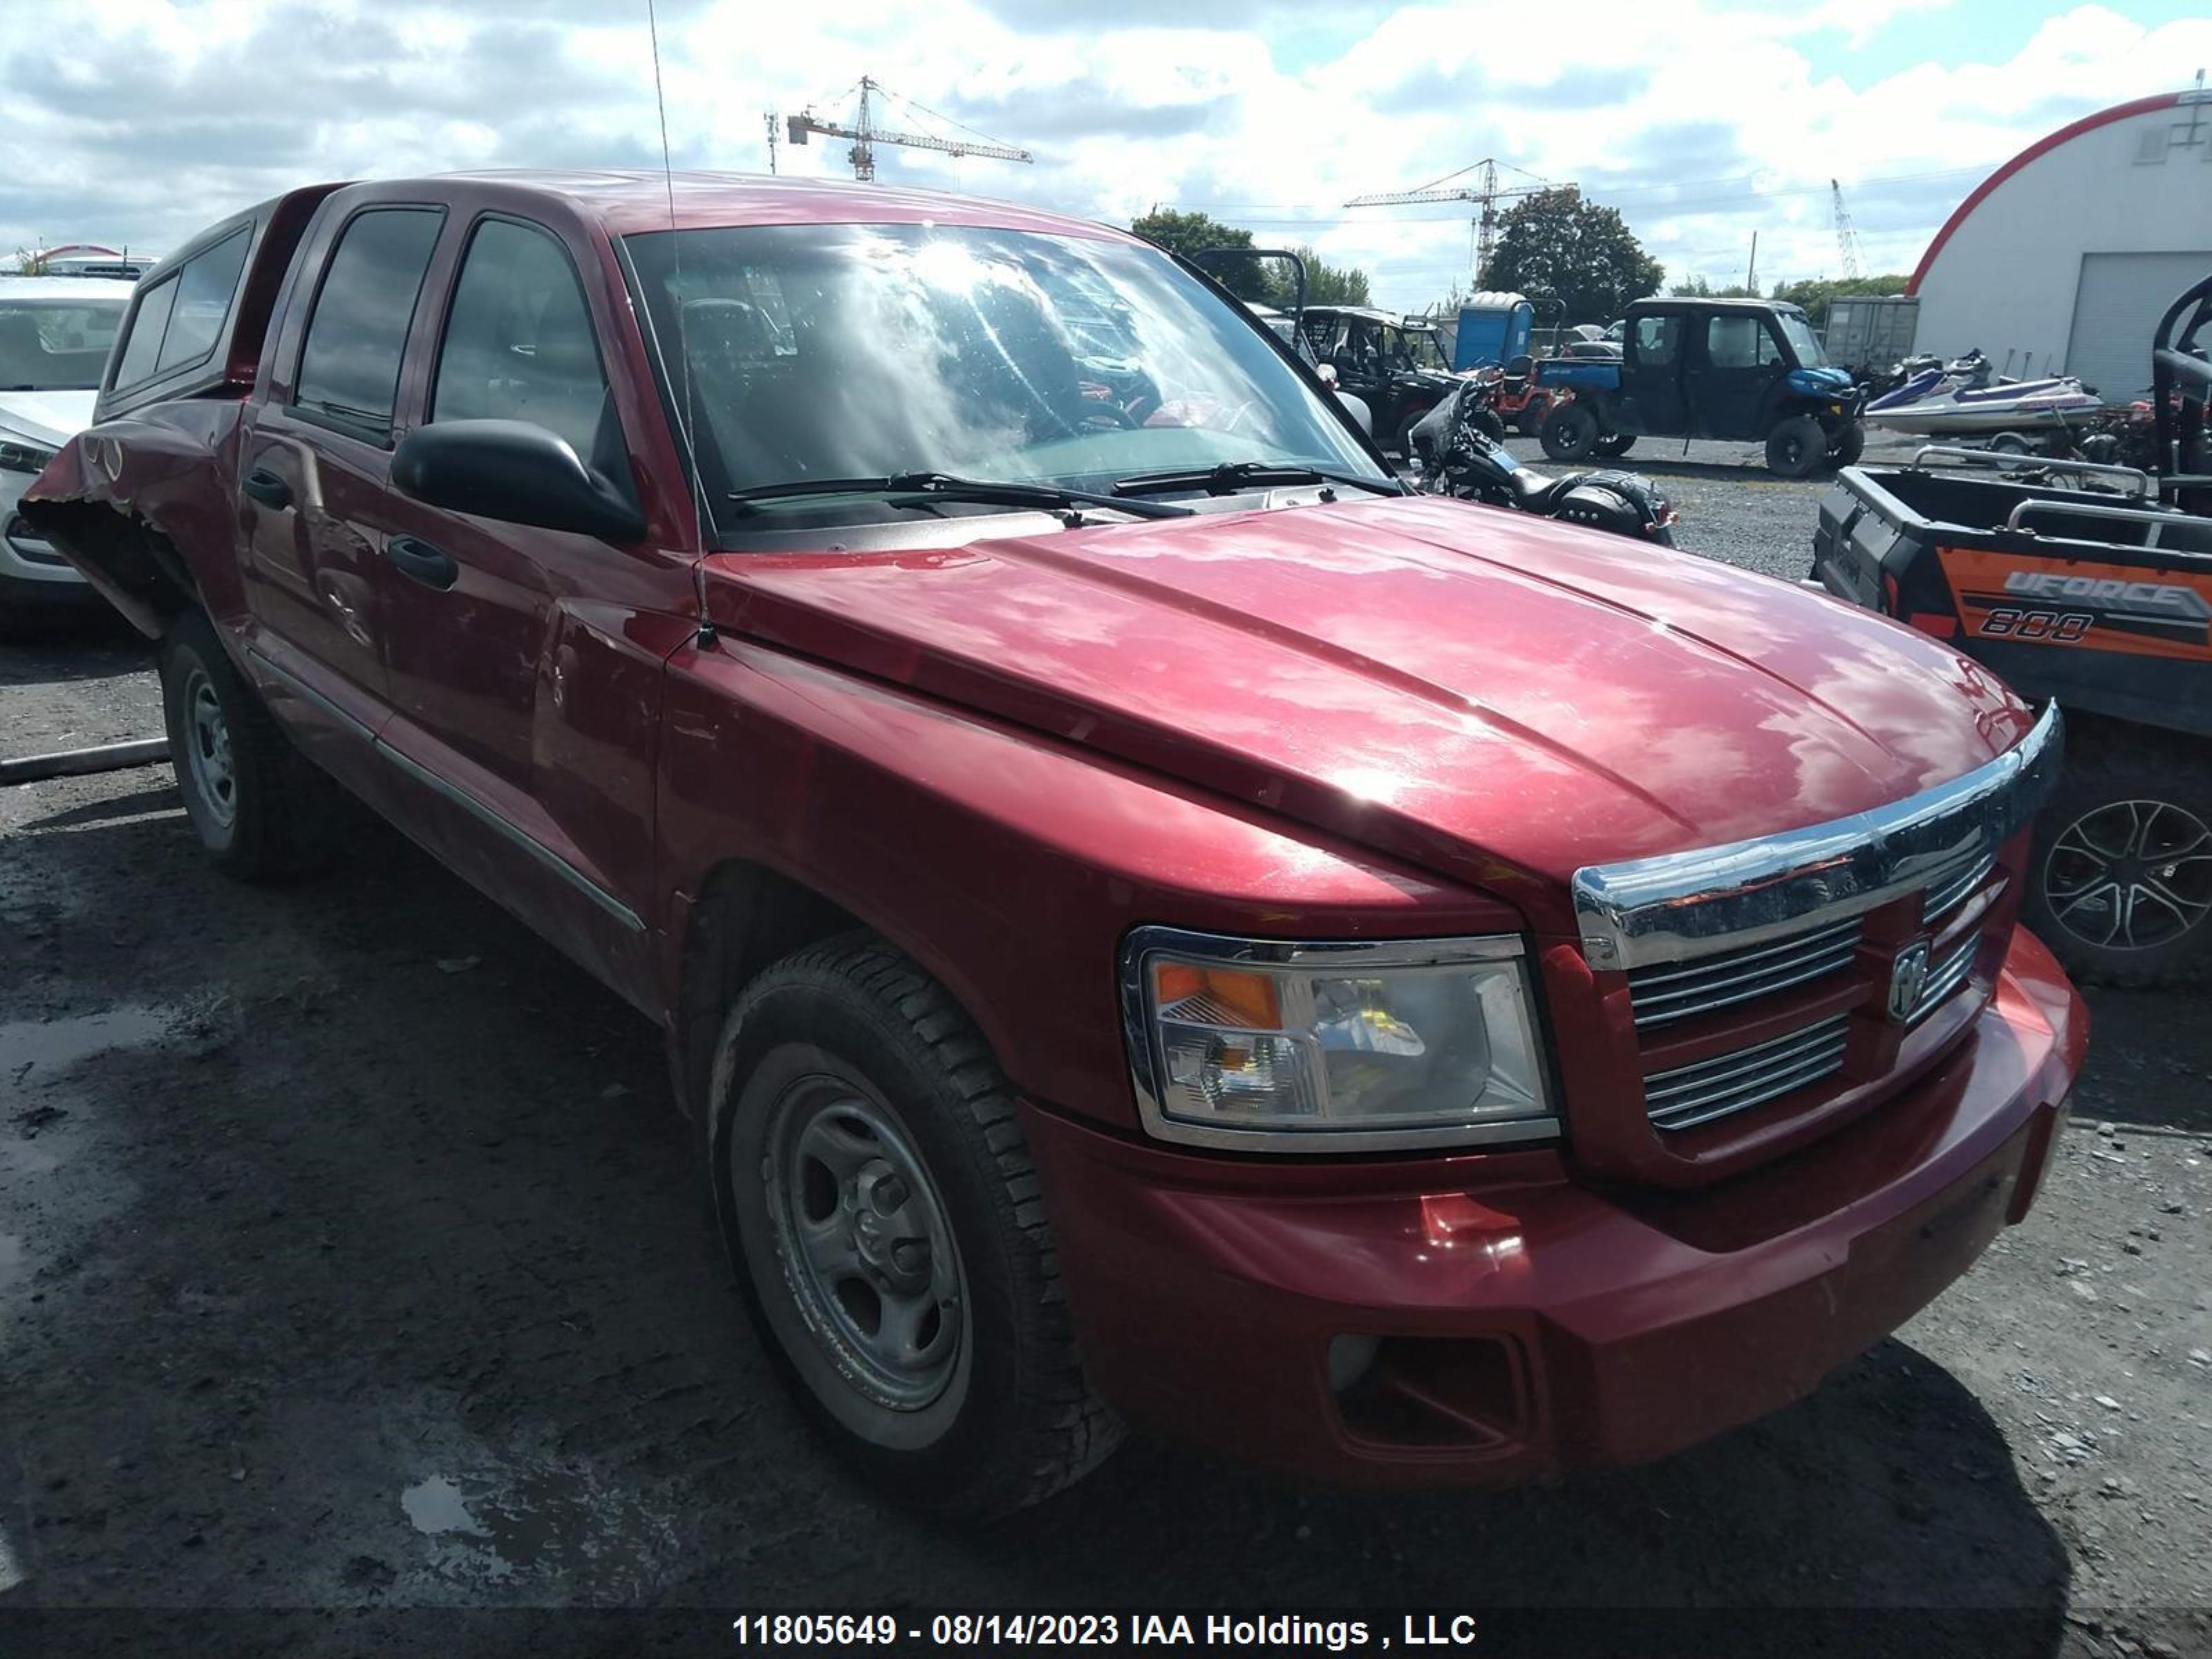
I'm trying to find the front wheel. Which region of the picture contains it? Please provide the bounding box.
[2024,735,2212,986]
[1765,413,1828,478]
[709,937,1121,1517]
[1541,402,1600,462]
[1594,433,1636,457]
[1828,422,1866,467]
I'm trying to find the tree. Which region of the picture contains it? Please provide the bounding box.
[1130,212,1374,310]
[1768,274,1913,332]
[1485,187,1663,327]
[1131,208,1273,301]
[1285,243,1371,307]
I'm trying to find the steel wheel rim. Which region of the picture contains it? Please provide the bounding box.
[182,669,237,829]
[762,1077,966,1413]
[2044,798,2212,951]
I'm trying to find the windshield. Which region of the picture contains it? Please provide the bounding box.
[623,223,1381,533]
[0,298,126,390]
[1387,325,1446,372]
[1777,310,1827,368]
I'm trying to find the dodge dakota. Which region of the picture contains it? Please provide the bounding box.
[26,172,2086,1517]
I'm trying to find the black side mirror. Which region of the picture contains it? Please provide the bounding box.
[393,419,645,543]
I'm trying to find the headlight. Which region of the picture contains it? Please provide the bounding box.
[1119,926,1557,1153]
[0,439,57,476]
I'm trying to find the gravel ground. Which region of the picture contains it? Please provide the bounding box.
[2,468,2209,1659]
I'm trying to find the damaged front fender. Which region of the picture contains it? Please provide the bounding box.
[21,401,250,638]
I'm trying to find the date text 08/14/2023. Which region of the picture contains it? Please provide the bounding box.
[729,1613,1483,1649]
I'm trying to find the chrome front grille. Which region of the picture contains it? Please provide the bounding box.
[1642,1015,1852,1131]
[1571,709,2063,1144]
[1629,915,1863,1031]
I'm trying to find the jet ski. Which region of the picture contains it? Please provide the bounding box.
[1864,348,2101,434]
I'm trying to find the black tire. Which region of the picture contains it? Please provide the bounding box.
[1594,433,1637,457]
[1541,402,1600,462]
[158,610,330,880]
[1470,406,1506,444]
[2023,730,2212,987]
[708,935,1121,1518]
[1987,431,2032,456]
[1828,422,1866,467]
[1765,413,1828,478]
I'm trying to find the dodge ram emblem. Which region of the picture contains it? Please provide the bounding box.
[1887,940,1933,1023]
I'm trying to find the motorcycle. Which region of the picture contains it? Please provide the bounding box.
[1407,377,1677,546]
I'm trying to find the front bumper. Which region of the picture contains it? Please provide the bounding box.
[1024,925,2085,1486]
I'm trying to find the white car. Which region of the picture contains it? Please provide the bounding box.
[1,274,135,624]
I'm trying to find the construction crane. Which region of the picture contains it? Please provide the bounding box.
[1830,178,1864,280]
[1344,159,1562,287]
[783,75,1032,182]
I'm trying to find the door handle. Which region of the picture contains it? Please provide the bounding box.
[386,534,458,592]
[242,467,292,511]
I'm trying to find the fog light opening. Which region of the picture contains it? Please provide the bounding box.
[1335,1335,1530,1452]
[1327,1333,1380,1394]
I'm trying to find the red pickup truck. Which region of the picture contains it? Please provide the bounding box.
[27,172,2086,1518]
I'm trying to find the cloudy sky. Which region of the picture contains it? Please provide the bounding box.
[2,0,2206,311]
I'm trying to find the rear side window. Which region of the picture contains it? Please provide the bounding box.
[111,275,178,388]
[431,218,612,462]
[156,227,252,373]
[295,207,444,433]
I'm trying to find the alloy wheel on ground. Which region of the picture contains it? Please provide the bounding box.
[2042,797,2212,953]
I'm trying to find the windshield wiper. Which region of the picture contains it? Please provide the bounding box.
[728,471,1193,521]
[1110,461,1404,499]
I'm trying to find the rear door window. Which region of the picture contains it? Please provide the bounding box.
[156,227,252,373]
[111,274,178,388]
[294,207,446,435]
[431,218,614,464]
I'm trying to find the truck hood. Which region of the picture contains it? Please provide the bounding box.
[705,496,2032,924]
[0,390,97,450]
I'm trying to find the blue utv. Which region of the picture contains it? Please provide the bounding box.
[1539,297,1866,478]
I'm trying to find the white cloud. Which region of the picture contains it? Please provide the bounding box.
[0,0,2206,313]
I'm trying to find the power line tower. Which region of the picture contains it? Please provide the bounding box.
[1830,178,1864,280]
[783,75,1031,182]
[1345,159,1562,288]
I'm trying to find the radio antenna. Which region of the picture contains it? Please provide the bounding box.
[644,0,714,645]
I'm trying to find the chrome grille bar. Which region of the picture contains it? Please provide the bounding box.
[1925,850,1997,924]
[1644,1015,1851,1132]
[1910,933,1978,1023]
[1629,916,1862,1030]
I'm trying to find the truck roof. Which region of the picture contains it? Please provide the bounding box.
[427,169,1136,243]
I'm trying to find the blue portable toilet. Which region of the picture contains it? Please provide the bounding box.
[1452,292,1535,372]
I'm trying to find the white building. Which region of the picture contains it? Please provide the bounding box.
[1909,89,2212,400]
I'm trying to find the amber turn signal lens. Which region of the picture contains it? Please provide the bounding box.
[1152,962,1282,1029]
